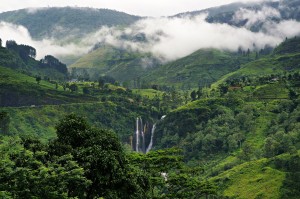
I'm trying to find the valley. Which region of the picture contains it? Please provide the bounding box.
[0,1,300,198]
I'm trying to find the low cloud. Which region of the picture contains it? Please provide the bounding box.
[263,20,300,38]
[1,8,300,63]
[0,22,90,59]
[233,6,281,28]
[83,13,297,61]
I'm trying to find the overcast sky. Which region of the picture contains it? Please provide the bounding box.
[0,0,268,17]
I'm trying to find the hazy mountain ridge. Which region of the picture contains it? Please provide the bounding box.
[1,3,300,198]
[0,7,141,40]
[69,45,161,83]
[1,1,300,68]
[176,0,300,27]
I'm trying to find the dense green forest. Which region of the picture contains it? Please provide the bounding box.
[0,7,140,40]
[69,45,161,83]
[1,11,300,198]
[0,40,68,80]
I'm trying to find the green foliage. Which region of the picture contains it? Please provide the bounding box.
[273,36,300,55]
[0,66,96,106]
[68,83,78,92]
[0,41,67,80]
[35,75,41,84]
[69,45,160,83]
[0,7,140,40]
[144,48,255,89]
[211,158,285,199]
[1,87,159,141]
[129,148,217,198]
[52,114,150,198]
[273,153,300,198]
[212,39,300,89]
[0,112,10,135]
[40,55,68,75]
[0,136,91,198]
[2,18,300,199]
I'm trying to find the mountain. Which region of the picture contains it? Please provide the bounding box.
[143,48,256,89]
[1,3,300,198]
[148,37,300,198]
[0,7,141,39]
[0,66,97,107]
[69,45,161,83]
[176,0,300,31]
[211,36,300,88]
[273,36,300,55]
[0,40,68,80]
[0,65,159,141]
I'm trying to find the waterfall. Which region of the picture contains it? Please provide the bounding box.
[135,117,139,152]
[140,118,146,153]
[134,116,165,153]
[146,124,156,153]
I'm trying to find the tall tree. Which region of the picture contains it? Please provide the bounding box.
[191,90,197,101]
[0,112,10,135]
[52,114,150,198]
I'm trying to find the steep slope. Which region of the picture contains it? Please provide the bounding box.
[153,78,300,198]
[0,7,141,39]
[147,35,300,198]
[143,49,255,89]
[1,98,157,141]
[69,45,160,82]
[175,0,300,30]
[0,45,26,69]
[0,41,68,80]
[211,36,300,88]
[0,65,159,141]
[0,66,96,107]
[273,36,300,55]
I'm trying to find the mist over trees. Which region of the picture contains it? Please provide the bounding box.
[39,55,68,75]
[6,40,36,60]
[0,2,300,198]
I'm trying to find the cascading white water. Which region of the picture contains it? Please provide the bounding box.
[140,118,145,153]
[135,117,139,152]
[134,115,166,153]
[146,124,156,153]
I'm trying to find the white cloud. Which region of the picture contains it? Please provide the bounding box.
[0,22,90,59]
[263,20,300,38]
[83,14,294,61]
[233,6,281,28]
[0,0,275,17]
[1,2,299,63]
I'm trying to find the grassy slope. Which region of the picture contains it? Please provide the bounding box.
[0,64,160,142]
[69,45,158,82]
[70,48,255,88]
[212,37,300,89]
[212,158,285,199]
[159,73,298,198]
[0,45,67,80]
[1,100,154,142]
[132,89,164,99]
[0,66,96,106]
[143,49,255,89]
[169,96,296,198]
[207,101,285,198]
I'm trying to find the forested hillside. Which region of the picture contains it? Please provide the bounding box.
[175,0,300,28]
[0,40,67,80]
[69,45,160,83]
[1,2,300,198]
[0,7,141,39]
[143,48,256,89]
